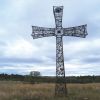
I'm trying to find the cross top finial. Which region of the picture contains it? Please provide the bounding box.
[55,7,63,13]
[53,6,63,29]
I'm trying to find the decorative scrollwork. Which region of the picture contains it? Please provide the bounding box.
[63,24,87,38]
[32,26,55,39]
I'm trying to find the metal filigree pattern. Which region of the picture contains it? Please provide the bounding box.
[53,6,63,28]
[56,37,64,77]
[55,36,67,96]
[31,6,87,96]
[32,26,55,39]
[63,25,87,38]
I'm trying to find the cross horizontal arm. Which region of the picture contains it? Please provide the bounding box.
[63,24,87,38]
[31,26,55,39]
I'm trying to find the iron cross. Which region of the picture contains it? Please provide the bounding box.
[31,6,87,96]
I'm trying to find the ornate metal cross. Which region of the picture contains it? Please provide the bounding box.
[31,6,87,96]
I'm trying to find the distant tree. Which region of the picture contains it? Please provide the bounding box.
[29,71,41,77]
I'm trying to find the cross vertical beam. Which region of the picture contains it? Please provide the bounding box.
[55,36,67,96]
[53,6,67,96]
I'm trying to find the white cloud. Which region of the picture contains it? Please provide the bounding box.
[64,38,100,56]
[4,38,37,58]
[0,28,7,36]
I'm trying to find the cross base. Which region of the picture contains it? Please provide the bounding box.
[55,82,67,96]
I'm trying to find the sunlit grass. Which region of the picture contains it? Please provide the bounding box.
[0,81,100,100]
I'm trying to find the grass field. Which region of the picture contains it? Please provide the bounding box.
[0,81,100,100]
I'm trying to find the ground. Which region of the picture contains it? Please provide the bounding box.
[0,81,100,100]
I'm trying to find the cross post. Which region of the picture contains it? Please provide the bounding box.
[31,6,87,96]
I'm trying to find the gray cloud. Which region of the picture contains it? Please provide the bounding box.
[82,56,100,64]
[0,57,43,64]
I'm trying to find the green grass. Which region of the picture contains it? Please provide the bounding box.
[0,81,100,100]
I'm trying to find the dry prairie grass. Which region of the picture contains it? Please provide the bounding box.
[0,81,100,100]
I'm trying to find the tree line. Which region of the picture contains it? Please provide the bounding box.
[0,73,100,83]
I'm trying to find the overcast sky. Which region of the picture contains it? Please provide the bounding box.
[0,0,100,76]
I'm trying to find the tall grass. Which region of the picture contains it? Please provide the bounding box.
[0,81,100,100]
